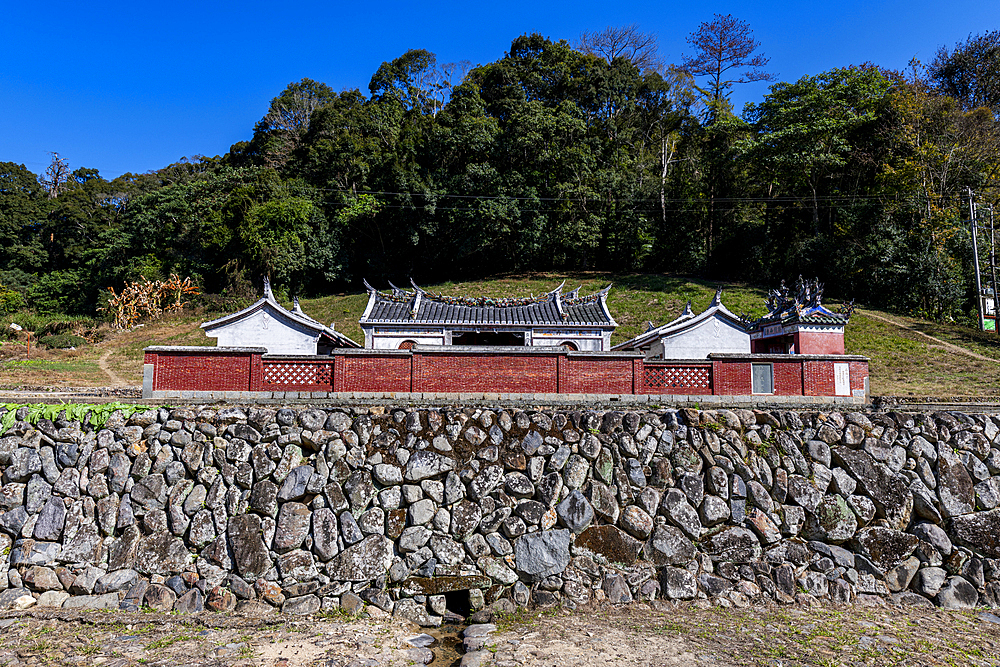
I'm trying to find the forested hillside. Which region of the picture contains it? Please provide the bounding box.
[1,20,998,324]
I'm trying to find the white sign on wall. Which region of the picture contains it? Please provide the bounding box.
[834,363,850,396]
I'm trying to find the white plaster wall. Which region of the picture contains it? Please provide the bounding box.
[654,317,749,359]
[531,337,604,351]
[207,309,318,355]
[368,333,446,349]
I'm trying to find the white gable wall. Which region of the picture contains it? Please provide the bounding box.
[206,308,319,355]
[650,315,749,359]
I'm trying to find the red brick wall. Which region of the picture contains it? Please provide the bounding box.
[414,353,558,393]
[153,352,251,391]
[772,361,804,396]
[850,361,868,394]
[803,360,835,396]
[336,355,412,392]
[713,360,751,395]
[146,348,868,399]
[561,357,634,394]
[795,331,845,355]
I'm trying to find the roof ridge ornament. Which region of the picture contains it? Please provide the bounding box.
[263,276,274,301]
[552,281,566,319]
[292,296,303,315]
[411,290,422,319]
[753,276,846,328]
[388,280,413,297]
[711,289,722,308]
[409,278,426,295]
[681,301,694,317]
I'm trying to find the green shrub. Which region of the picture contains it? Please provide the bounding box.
[37,334,86,349]
[0,283,24,314]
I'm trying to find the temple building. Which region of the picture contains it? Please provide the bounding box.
[201,278,360,355]
[745,277,853,354]
[612,290,750,359]
[358,280,617,350]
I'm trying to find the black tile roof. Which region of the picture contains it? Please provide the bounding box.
[361,284,615,326]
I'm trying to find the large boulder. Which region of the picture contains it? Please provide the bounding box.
[700,526,762,563]
[575,525,643,565]
[659,567,697,599]
[936,576,979,609]
[134,532,194,575]
[556,491,594,534]
[514,529,571,582]
[950,507,1000,557]
[327,534,393,581]
[803,495,857,543]
[644,525,695,566]
[936,446,975,518]
[660,488,702,540]
[227,514,272,581]
[404,451,454,482]
[853,526,919,572]
[832,447,912,529]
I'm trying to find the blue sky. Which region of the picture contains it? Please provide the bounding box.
[2,0,996,179]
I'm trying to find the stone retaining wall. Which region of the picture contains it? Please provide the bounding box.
[1,404,999,622]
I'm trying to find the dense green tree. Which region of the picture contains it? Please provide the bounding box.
[6,27,1000,325]
[0,162,48,277]
[929,30,1000,117]
[248,78,338,169]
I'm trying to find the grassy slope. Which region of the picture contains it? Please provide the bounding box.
[3,272,1000,397]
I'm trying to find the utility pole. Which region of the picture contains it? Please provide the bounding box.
[970,188,985,331]
[992,204,1000,336]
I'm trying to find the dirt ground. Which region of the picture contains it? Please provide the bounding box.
[1,599,999,667]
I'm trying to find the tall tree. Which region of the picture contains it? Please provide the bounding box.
[40,152,70,199]
[929,30,1000,117]
[369,49,439,112]
[741,67,892,235]
[578,24,661,72]
[680,14,775,117]
[0,162,48,276]
[250,78,337,169]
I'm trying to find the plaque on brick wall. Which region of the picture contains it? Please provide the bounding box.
[834,362,850,396]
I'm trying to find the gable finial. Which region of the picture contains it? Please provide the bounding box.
[263,276,274,301]
[682,300,694,317]
[293,296,303,314]
[711,289,722,307]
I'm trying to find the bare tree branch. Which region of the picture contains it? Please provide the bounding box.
[578,24,662,72]
[41,152,70,199]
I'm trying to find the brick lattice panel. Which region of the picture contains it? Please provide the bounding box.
[644,365,711,391]
[263,362,332,389]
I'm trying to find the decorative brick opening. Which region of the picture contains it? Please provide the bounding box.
[263,361,332,389]
[644,364,712,390]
